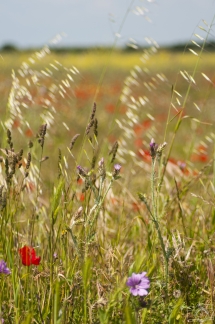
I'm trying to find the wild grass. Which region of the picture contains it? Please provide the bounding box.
[0,14,215,324]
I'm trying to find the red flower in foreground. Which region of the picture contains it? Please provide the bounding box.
[19,245,41,266]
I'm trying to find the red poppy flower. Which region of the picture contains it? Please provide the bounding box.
[19,245,41,266]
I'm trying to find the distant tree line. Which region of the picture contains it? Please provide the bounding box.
[1,41,215,53]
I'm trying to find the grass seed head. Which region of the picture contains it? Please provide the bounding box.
[93,118,98,137]
[98,157,106,180]
[109,141,119,163]
[26,152,31,170]
[69,134,80,151]
[90,102,96,121]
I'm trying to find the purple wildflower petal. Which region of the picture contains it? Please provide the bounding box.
[0,260,11,275]
[130,287,139,296]
[98,157,104,167]
[126,272,150,296]
[114,164,121,171]
[138,288,149,296]
[149,138,156,148]
[127,273,141,286]
[139,281,150,289]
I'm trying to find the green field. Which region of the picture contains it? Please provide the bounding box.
[0,46,214,323]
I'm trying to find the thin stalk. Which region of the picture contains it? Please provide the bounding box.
[160,18,214,191]
[30,147,44,245]
[50,212,55,324]
[84,288,87,324]
[213,137,215,196]
[163,85,174,142]
[87,178,113,232]
[93,0,135,103]
[151,159,157,218]
[151,157,169,299]
[76,0,135,167]
[84,176,115,259]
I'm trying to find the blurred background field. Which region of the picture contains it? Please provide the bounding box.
[1,48,214,126]
[0,47,214,187]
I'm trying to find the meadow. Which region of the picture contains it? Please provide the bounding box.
[0,35,214,323]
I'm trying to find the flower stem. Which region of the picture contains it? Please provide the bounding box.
[151,157,169,300]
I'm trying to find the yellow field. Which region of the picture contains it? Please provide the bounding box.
[1,49,215,72]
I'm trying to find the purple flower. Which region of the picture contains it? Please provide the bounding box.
[0,260,11,275]
[53,252,58,259]
[112,163,121,179]
[149,138,158,158]
[126,272,150,296]
[114,164,121,171]
[98,157,104,167]
[77,165,83,172]
[149,138,156,148]
[77,165,87,177]
[177,160,186,171]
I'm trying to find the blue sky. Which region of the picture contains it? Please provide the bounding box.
[1,0,215,48]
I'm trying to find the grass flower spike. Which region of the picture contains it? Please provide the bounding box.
[19,246,41,266]
[127,272,150,296]
[0,260,11,275]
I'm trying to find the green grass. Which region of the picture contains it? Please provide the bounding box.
[0,36,214,323]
